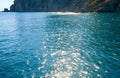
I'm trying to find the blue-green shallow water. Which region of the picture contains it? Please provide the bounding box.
[0,12,120,78]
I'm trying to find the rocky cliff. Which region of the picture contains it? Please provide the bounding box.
[4,0,120,12]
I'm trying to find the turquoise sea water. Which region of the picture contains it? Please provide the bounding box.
[0,12,120,78]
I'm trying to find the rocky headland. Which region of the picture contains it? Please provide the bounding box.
[4,0,120,12]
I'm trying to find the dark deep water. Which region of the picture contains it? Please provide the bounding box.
[0,12,120,78]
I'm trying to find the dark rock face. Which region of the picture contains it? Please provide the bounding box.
[3,8,9,12]
[5,0,120,12]
[9,0,84,12]
[97,0,120,12]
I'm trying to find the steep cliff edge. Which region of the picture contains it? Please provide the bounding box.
[4,0,120,12]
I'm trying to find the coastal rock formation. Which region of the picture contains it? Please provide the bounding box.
[4,0,120,12]
[97,0,120,12]
[3,8,9,12]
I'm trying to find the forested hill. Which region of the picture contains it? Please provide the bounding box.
[4,0,120,12]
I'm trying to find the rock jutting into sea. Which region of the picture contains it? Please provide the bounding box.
[4,0,120,12]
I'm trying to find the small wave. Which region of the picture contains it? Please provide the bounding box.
[50,12,80,15]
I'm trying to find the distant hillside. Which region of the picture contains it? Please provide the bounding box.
[4,0,120,12]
